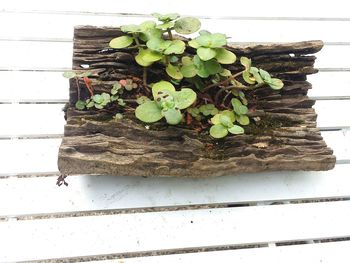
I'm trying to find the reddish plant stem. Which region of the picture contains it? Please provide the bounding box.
[203,71,244,93]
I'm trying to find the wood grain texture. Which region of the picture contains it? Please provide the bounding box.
[58,26,335,177]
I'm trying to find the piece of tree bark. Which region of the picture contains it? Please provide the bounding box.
[58,26,335,177]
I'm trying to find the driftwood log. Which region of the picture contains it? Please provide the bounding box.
[58,26,336,177]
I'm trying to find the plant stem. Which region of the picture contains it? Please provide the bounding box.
[167,29,173,40]
[203,71,244,92]
[133,34,141,49]
[143,67,148,87]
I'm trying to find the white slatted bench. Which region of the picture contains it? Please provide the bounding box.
[1,0,350,262]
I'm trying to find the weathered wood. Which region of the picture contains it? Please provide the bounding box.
[58,26,335,177]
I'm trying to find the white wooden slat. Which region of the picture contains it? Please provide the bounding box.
[0,41,348,71]
[1,13,350,42]
[1,163,350,217]
[108,241,350,263]
[0,129,348,175]
[0,71,68,102]
[0,100,349,137]
[1,201,350,262]
[1,71,349,102]
[1,0,349,19]
[0,104,65,136]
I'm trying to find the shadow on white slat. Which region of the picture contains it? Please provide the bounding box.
[1,201,350,262]
[0,163,350,217]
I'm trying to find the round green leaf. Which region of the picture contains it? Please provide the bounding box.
[156,22,175,30]
[240,57,251,70]
[195,35,211,47]
[109,36,134,49]
[166,64,183,80]
[259,69,271,81]
[164,40,186,55]
[152,13,179,22]
[210,33,227,47]
[228,125,244,135]
[199,30,211,35]
[135,49,163,66]
[139,28,163,42]
[210,124,228,138]
[219,114,233,128]
[135,101,163,123]
[199,104,217,116]
[197,47,216,61]
[146,38,172,52]
[181,56,192,66]
[95,104,104,109]
[162,108,183,125]
[219,69,232,77]
[214,48,236,64]
[173,88,197,109]
[75,100,86,110]
[268,78,284,90]
[137,96,151,105]
[63,71,76,79]
[204,59,222,75]
[193,55,209,78]
[174,17,201,34]
[243,70,256,84]
[237,115,250,125]
[250,67,264,84]
[231,98,248,115]
[140,20,156,31]
[188,39,200,48]
[121,24,141,33]
[211,113,221,125]
[92,94,104,104]
[152,81,176,99]
[180,64,197,78]
[221,110,235,122]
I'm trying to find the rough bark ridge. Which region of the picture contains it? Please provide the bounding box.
[58,26,336,177]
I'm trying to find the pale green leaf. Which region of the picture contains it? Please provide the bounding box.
[210,124,228,138]
[146,38,172,52]
[214,48,236,64]
[162,108,183,125]
[268,78,284,90]
[135,48,162,66]
[164,40,186,55]
[135,101,163,123]
[152,80,175,99]
[173,88,197,109]
[197,47,216,61]
[237,115,250,125]
[228,125,244,135]
[63,71,76,79]
[188,39,200,48]
[75,100,86,110]
[109,36,134,49]
[174,17,201,34]
[166,64,183,80]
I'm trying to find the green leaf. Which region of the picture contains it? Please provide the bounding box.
[243,71,256,84]
[114,113,123,120]
[135,101,163,123]
[221,110,235,122]
[86,100,94,108]
[75,100,86,110]
[152,81,176,99]
[135,48,163,66]
[111,82,122,95]
[240,57,251,70]
[78,71,92,77]
[259,69,271,81]
[109,36,134,49]
[63,71,76,79]
[156,21,175,30]
[211,113,221,125]
[166,64,183,80]
[169,56,179,63]
[111,95,118,102]
[173,88,197,109]
[231,98,248,115]
[180,64,197,78]
[92,94,104,104]
[250,67,263,84]
[199,104,218,116]
[204,59,222,75]
[188,39,200,48]
[95,104,104,109]
[219,69,232,77]
[267,78,284,90]
[193,55,210,78]
[101,93,111,105]
[228,125,244,135]
[146,38,171,52]
[152,13,179,22]
[121,24,141,33]
[174,17,201,34]
[162,108,183,125]
[219,114,233,128]
[197,47,216,61]
[210,33,227,47]
[139,28,163,42]
[195,35,211,47]
[164,40,186,55]
[210,124,228,138]
[136,96,151,105]
[214,48,236,64]
[181,56,192,66]
[237,114,250,125]
[140,20,156,31]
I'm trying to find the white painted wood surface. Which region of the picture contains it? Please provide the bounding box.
[0,1,349,262]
